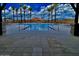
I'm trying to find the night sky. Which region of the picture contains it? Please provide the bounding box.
[5,3,52,12]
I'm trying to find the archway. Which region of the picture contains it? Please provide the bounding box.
[0,3,78,36]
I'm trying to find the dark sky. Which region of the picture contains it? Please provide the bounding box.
[5,3,52,12]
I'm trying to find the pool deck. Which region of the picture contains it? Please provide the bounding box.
[0,23,79,56]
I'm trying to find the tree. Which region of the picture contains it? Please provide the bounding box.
[40,6,45,19]
[70,3,79,36]
[70,4,79,24]
[28,7,32,23]
[47,4,58,23]
[15,8,18,23]
[41,13,43,19]
[50,4,58,22]
[50,5,54,21]
[54,7,56,22]
[19,4,23,23]
[2,7,6,22]
[23,5,27,23]
[0,3,6,35]
[47,7,51,23]
[11,6,15,22]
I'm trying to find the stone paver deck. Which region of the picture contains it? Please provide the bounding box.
[0,31,79,56]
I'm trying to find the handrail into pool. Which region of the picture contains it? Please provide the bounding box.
[21,26,30,30]
[48,25,56,31]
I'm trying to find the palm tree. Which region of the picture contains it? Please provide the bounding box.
[15,8,18,23]
[50,5,54,21]
[40,6,45,19]
[22,5,27,23]
[2,7,6,22]
[11,6,15,22]
[47,7,51,30]
[47,7,51,23]
[54,7,57,22]
[40,12,43,19]
[28,7,32,23]
[50,4,58,22]
[48,4,58,22]
[19,4,23,23]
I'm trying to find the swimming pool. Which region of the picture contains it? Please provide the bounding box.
[25,23,49,31]
[6,23,71,34]
[19,23,59,31]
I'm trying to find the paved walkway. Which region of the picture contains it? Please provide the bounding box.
[0,31,79,56]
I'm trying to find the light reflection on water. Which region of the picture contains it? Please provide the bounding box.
[20,23,70,31]
[18,23,55,31]
[6,23,71,35]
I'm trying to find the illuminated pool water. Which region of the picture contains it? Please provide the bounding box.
[6,23,71,35]
[24,23,49,31]
[19,23,60,31]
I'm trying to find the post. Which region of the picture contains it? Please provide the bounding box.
[74,4,79,36]
[0,9,2,35]
[0,3,6,35]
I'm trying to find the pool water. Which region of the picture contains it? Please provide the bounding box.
[21,23,57,31]
[19,23,71,32]
[6,23,71,35]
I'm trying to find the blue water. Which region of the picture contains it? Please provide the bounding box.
[6,23,71,35]
[19,23,60,31]
[21,23,48,31]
